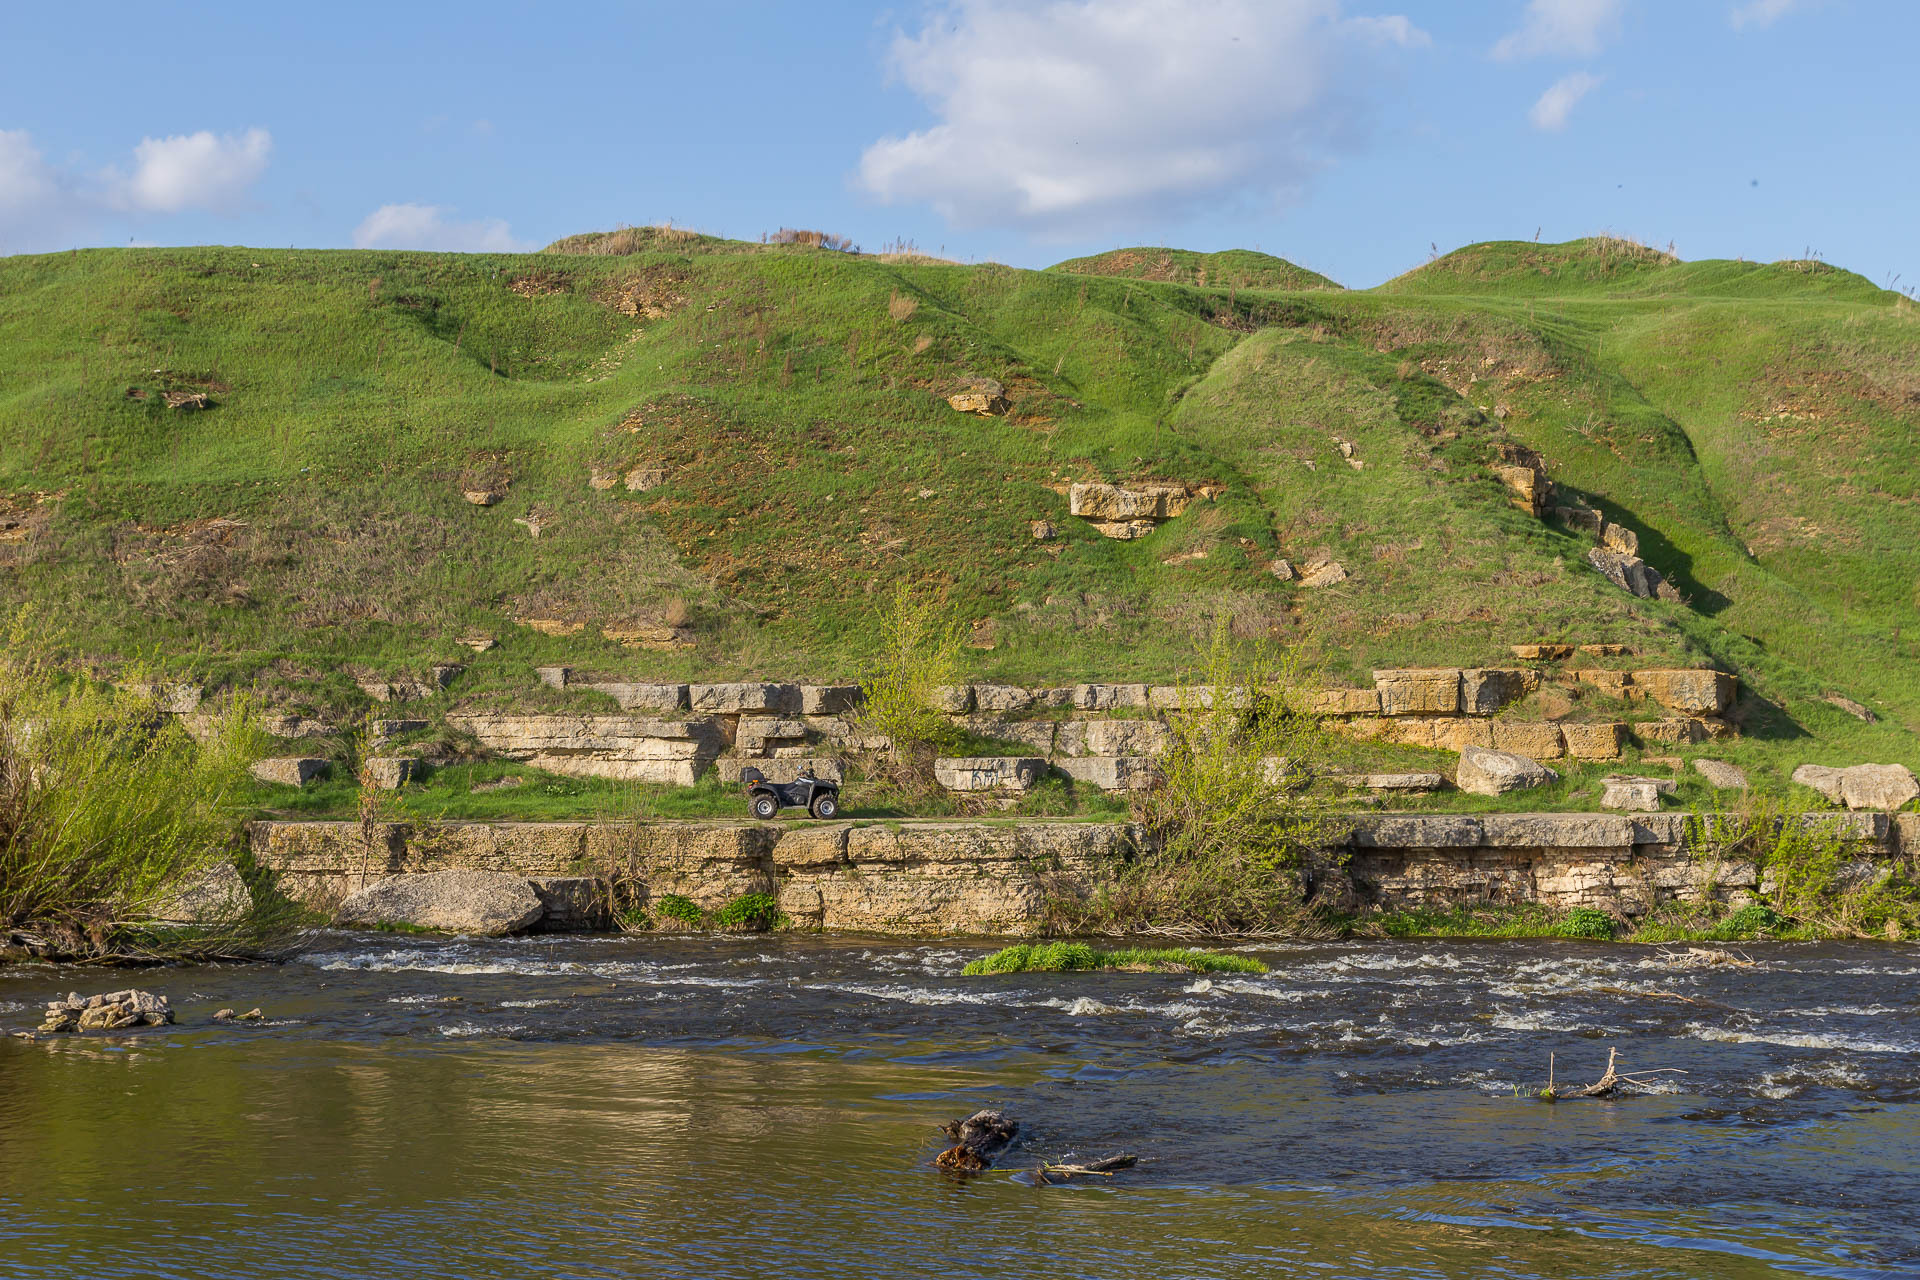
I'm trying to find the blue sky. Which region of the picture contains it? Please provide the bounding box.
[3,0,1913,289]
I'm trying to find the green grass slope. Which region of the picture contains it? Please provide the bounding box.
[1,234,1917,774]
[1049,246,1340,292]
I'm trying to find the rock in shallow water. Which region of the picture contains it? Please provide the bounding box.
[41,989,172,1033]
[336,870,545,936]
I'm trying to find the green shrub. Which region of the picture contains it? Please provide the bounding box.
[654,894,705,926]
[1707,902,1783,939]
[962,942,1267,975]
[711,892,783,931]
[1555,907,1617,940]
[1688,798,1920,939]
[856,582,965,777]
[1061,621,1336,935]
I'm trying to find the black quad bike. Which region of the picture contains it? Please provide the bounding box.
[741,767,841,820]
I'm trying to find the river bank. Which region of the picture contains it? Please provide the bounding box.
[247,810,1917,939]
[4,933,1918,1278]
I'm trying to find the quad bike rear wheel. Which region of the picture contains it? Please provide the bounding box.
[750,792,779,820]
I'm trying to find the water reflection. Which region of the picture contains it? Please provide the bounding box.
[2,935,1917,1278]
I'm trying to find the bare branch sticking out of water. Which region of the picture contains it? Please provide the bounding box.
[1541,1048,1687,1101]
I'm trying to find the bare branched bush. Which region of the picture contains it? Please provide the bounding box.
[765,227,860,253]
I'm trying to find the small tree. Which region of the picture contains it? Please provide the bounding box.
[856,582,965,786]
[1103,620,1339,934]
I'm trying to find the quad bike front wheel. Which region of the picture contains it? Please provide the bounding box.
[750,793,779,820]
[810,794,839,819]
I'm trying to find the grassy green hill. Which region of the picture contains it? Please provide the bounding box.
[2,232,1917,772]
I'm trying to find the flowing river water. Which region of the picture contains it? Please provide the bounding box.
[3,935,1918,1279]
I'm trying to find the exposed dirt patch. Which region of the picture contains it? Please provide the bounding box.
[593,265,690,319]
[508,268,571,298]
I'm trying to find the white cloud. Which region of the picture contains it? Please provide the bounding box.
[1529,71,1603,129]
[0,125,275,252]
[112,128,273,213]
[0,130,60,220]
[352,203,532,252]
[856,0,1426,233]
[1492,0,1621,60]
[1730,0,1800,29]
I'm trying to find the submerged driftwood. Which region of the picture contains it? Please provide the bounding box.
[936,1110,1018,1172]
[1035,1154,1139,1184]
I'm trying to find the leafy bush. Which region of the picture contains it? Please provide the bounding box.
[0,612,292,959]
[711,892,783,931]
[1688,797,1920,939]
[1061,622,1336,934]
[856,582,965,783]
[1555,907,1617,940]
[1707,903,1783,939]
[654,894,705,926]
[962,941,1267,975]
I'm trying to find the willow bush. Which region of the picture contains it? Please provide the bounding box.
[1686,795,1920,939]
[1057,621,1340,935]
[0,614,294,960]
[855,582,965,795]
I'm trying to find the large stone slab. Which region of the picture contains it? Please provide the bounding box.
[1456,746,1558,796]
[336,869,545,935]
[1373,669,1462,716]
[1634,669,1735,715]
[689,683,802,715]
[1792,763,1920,812]
[1054,756,1157,792]
[1055,718,1170,758]
[250,757,330,786]
[1599,776,1678,812]
[1461,669,1534,715]
[800,685,864,715]
[933,757,1048,793]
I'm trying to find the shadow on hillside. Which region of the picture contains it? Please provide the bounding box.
[1554,487,1733,616]
[1730,690,1808,743]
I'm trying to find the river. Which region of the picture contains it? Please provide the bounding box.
[3,935,1918,1279]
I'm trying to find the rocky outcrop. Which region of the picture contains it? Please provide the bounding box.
[1589,546,1679,601]
[336,869,546,935]
[1456,746,1557,796]
[251,813,1918,933]
[251,818,1146,936]
[1792,763,1920,812]
[1068,481,1218,539]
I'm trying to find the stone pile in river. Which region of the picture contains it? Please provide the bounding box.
[40,990,172,1032]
